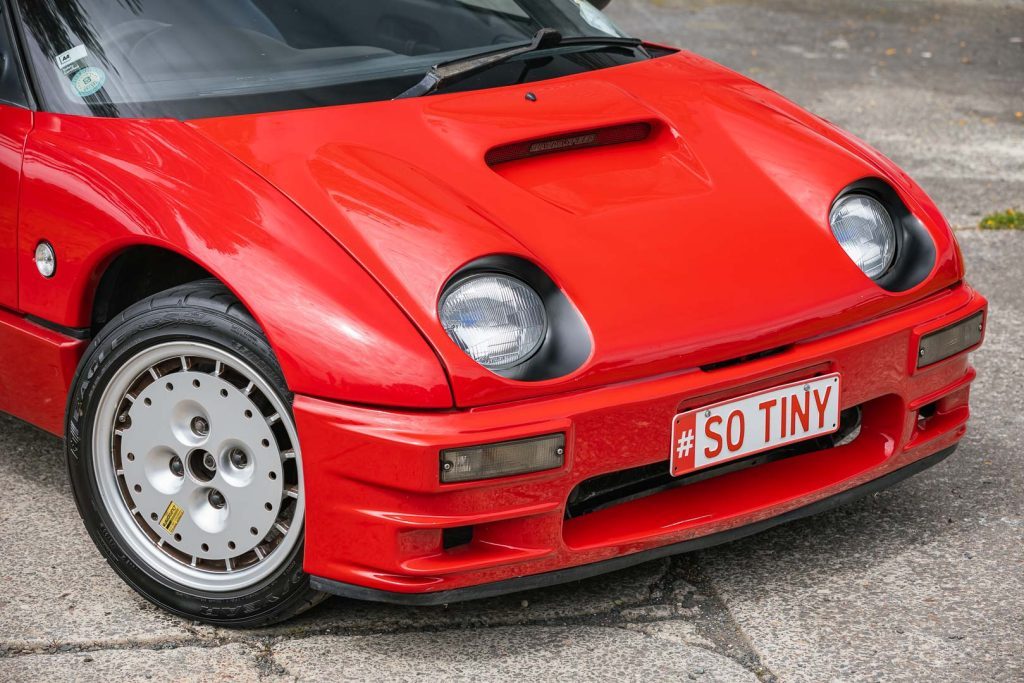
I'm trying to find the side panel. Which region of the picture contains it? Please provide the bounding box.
[0,104,29,308]
[0,308,86,434]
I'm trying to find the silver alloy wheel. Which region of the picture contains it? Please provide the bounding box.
[92,342,304,592]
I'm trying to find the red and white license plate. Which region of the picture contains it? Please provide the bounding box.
[670,373,841,477]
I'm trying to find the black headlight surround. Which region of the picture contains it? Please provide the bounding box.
[832,178,937,293]
[440,255,591,381]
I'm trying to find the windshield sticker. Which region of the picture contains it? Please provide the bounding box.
[55,45,89,75]
[71,67,107,98]
[573,0,624,37]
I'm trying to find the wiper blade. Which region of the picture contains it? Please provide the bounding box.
[395,28,645,99]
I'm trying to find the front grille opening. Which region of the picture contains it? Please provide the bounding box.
[700,345,792,372]
[565,406,863,519]
[442,525,474,550]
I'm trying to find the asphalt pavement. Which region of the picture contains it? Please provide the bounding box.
[1,1,1022,681]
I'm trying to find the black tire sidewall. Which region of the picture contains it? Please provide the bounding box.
[66,288,313,626]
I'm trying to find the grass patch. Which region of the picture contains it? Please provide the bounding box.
[980,208,1024,230]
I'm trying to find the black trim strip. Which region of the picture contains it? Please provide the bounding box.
[2,0,38,111]
[26,315,91,340]
[311,445,957,605]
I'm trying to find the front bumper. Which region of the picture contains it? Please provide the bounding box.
[294,284,986,601]
[309,444,956,605]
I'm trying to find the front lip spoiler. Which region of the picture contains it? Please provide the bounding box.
[310,444,957,606]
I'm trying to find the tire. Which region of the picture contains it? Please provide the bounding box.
[66,280,326,627]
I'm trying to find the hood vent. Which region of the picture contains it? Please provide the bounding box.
[485,122,653,166]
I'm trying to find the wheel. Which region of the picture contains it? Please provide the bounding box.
[66,281,326,626]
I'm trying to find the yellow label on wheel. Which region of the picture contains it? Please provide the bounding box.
[159,501,185,533]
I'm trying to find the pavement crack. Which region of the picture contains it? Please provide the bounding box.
[675,556,780,683]
[0,636,237,659]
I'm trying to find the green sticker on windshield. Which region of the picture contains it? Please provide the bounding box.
[71,67,106,97]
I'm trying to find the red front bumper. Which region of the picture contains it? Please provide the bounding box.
[295,284,986,600]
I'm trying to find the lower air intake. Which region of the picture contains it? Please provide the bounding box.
[565,407,862,519]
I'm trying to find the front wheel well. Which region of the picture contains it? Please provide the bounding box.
[90,247,214,334]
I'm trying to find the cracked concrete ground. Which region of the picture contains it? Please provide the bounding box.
[2,1,1022,681]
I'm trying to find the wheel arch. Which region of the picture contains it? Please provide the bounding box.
[71,233,453,410]
[89,245,219,335]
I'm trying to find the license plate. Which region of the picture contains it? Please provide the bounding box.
[670,373,841,477]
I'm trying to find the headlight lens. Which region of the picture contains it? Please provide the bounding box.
[829,194,897,279]
[440,274,547,370]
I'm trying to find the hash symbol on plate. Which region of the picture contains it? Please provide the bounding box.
[676,429,695,459]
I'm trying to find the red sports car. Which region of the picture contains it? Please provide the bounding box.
[0,0,986,626]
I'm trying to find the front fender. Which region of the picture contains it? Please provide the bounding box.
[17,114,452,409]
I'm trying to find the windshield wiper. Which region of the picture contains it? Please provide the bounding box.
[395,28,647,99]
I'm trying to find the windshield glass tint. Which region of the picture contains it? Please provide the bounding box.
[15,0,636,119]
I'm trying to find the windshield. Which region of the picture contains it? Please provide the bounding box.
[13,0,642,119]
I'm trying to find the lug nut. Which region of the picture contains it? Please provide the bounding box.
[208,489,226,509]
[202,452,217,471]
[191,416,210,437]
[169,456,184,477]
[228,449,249,469]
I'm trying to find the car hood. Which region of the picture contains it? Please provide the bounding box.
[189,51,961,407]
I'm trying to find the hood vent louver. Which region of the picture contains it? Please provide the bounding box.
[485,122,653,166]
